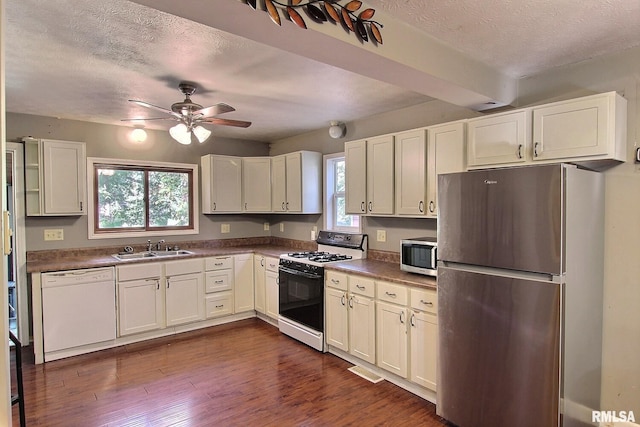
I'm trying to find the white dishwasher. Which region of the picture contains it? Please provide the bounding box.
[42,267,116,354]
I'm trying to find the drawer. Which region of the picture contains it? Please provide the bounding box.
[326,271,348,291]
[205,256,233,271]
[265,257,280,272]
[117,263,162,281]
[348,275,375,298]
[410,288,437,314]
[205,270,233,293]
[205,291,233,318]
[377,281,408,306]
[165,258,204,276]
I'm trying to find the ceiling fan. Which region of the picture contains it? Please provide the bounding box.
[122,82,251,144]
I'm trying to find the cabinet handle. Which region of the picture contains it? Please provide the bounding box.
[410,313,416,327]
[399,311,405,324]
[156,279,160,290]
[213,202,217,211]
[348,296,354,308]
[356,284,365,290]
[517,144,523,159]
[282,202,286,211]
[215,304,224,309]
[286,202,289,210]
[360,201,365,212]
[261,258,265,267]
[80,202,83,212]
[331,278,340,284]
[368,201,372,212]
[418,201,424,213]
[385,291,396,298]
[214,262,224,266]
[167,279,170,289]
[534,142,539,157]
[245,202,248,210]
[420,299,433,307]
[341,295,346,306]
[428,201,435,213]
[214,280,224,284]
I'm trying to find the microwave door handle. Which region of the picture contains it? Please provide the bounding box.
[432,247,437,269]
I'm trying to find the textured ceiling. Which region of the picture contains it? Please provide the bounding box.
[366,0,640,78]
[4,0,639,142]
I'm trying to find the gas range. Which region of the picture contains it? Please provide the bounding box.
[279,231,368,267]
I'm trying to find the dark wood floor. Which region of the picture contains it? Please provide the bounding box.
[11,319,448,426]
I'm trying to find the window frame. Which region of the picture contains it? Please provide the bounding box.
[87,157,199,239]
[323,153,361,233]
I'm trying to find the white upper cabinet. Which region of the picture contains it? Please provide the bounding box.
[395,129,427,216]
[24,138,87,216]
[532,91,627,163]
[345,139,367,214]
[466,110,530,168]
[345,135,394,216]
[242,157,271,212]
[271,151,322,213]
[427,121,466,217]
[201,154,242,213]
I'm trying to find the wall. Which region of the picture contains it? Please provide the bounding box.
[7,113,271,251]
[518,45,640,416]
[270,99,476,252]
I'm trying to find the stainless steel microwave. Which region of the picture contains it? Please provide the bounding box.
[400,237,437,277]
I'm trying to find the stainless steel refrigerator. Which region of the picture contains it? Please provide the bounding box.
[437,164,605,427]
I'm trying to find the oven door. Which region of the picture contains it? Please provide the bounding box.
[278,265,324,332]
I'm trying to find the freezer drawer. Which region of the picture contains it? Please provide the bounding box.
[437,266,560,427]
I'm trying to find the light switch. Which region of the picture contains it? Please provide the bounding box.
[376,230,386,242]
[221,224,230,233]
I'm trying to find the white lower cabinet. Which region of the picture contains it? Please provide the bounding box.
[234,254,255,313]
[265,256,280,320]
[376,281,409,378]
[165,259,205,326]
[326,271,376,364]
[409,288,438,391]
[205,292,233,318]
[117,263,164,336]
[254,255,266,314]
[204,256,234,319]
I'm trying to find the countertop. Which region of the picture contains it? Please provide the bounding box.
[28,244,437,290]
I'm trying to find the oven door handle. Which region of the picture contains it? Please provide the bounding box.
[279,266,323,280]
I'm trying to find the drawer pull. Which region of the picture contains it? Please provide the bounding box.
[385,291,397,298]
[214,262,224,266]
[420,300,434,307]
[214,280,224,284]
[356,284,365,290]
[331,278,340,284]
[215,304,224,309]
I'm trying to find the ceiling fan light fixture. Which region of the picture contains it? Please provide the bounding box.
[193,125,212,143]
[169,123,192,145]
[130,127,147,143]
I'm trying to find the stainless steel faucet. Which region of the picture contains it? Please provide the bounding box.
[146,240,153,252]
[156,239,165,251]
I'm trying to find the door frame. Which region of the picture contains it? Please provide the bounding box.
[6,142,28,344]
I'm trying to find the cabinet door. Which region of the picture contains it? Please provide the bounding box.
[205,291,233,318]
[348,294,376,364]
[467,111,529,167]
[234,254,255,313]
[271,155,287,212]
[377,301,408,378]
[265,270,279,319]
[285,152,302,212]
[345,140,367,214]
[410,310,438,391]
[118,278,163,336]
[366,135,394,215]
[325,287,349,351]
[254,256,266,314]
[42,139,86,215]
[395,129,427,216]
[166,273,204,327]
[427,122,466,217]
[532,94,611,161]
[201,155,242,213]
[243,157,272,212]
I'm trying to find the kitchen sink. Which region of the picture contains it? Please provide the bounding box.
[112,250,193,261]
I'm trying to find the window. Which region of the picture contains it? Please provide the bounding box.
[87,158,198,239]
[325,153,360,232]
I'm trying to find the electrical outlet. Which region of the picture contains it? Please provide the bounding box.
[221,224,230,233]
[44,229,64,241]
[280,223,284,232]
[263,222,270,231]
[376,230,386,242]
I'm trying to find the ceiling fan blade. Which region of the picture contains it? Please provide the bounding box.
[129,100,181,118]
[120,117,176,122]
[193,103,235,117]
[202,117,252,128]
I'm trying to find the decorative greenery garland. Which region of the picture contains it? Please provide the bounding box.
[245,0,384,44]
